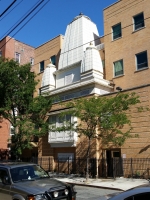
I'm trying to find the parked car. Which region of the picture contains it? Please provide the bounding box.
[0,161,76,200]
[97,184,150,200]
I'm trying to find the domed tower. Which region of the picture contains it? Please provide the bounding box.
[58,13,100,69]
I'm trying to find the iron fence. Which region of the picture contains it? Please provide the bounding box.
[22,157,150,179]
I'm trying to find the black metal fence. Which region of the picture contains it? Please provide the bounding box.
[23,157,150,179]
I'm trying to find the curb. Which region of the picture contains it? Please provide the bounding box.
[63,181,124,191]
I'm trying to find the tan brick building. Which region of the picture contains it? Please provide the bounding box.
[33,0,150,177]
[103,0,150,159]
[0,36,35,156]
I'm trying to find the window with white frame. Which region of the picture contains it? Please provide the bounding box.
[49,114,71,129]
[30,57,34,65]
[39,60,44,72]
[136,51,148,70]
[15,52,20,63]
[113,59,124,77]
[65,74,73,85]
[112,23,122,40]
[133,12,145,31]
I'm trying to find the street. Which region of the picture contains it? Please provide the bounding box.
[75,185,120,200]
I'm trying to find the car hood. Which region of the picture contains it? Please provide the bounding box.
[12,178,67,194]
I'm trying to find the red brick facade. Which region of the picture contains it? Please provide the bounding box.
[0,36,35,154]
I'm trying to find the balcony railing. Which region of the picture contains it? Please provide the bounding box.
[48,130,75,143]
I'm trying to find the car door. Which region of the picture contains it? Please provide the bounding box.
[0,168,11,200]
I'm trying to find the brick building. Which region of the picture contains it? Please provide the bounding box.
[33,0,150,174]
[0,36,35,157]
[103,0,150,159]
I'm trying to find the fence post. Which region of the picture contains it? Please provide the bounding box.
[147,168,149,178]
[113,158,116,180]
[58,158,60,174]
[131,158,133,178]
[49,157,50,172]
[68,157,69,174]
[40,157,42,167]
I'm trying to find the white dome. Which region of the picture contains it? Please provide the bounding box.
[81,43,103,75]
[58,13,100,69]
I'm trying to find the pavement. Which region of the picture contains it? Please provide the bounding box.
[49,173,150,191]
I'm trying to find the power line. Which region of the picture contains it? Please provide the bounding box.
[0,0,23,22]
[0,0,50,50]
[0,0,16,17]
[32,16,150,67]
[0,0,44,41]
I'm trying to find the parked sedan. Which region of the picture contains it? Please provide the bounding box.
[0,161,76,200]
[97,184,150,200]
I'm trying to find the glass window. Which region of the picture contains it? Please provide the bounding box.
[50,55,56,65]
[15,52,20,63]
[30,58,34,65]
[0,51,2,57]
[112,23,122,40]
[136,51,148,70]
[39,61,44,72]
[49,115,56,128]
[134,13,145,31]
[0,169,10,184]
[125,192,150,200]
[102,60,105,68]
[125,197,133,200]
[114,59,124,77]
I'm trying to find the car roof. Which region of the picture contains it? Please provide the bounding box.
[110,186,150,200]
[0,162,36,169]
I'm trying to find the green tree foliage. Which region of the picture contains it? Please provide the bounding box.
[56,92,142,181]
[0,58,52,156]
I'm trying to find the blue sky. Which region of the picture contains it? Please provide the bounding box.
[0,0,117,48]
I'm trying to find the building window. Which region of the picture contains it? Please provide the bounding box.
[133,12,145,31]
[49,114,71,128]
[112,23,122,40]
[58,153,74,162]
[102,60,105,68]
[136,51,148,70]
[15,52,20,63]
[39,61,44,72]
[114,59,124,77]
[50,55,56,65]
[30,58,34,65]
[0,51,2,57]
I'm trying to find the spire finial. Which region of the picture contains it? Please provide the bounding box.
[79,12,83,16]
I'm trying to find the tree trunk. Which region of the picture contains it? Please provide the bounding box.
[86,138,91,183]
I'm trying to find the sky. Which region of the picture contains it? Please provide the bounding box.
[0,0,117,48]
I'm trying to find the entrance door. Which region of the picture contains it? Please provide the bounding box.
[106,149,123,177]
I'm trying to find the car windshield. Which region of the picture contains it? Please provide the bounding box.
[10,165,49,182]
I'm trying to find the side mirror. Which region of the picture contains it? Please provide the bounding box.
[2,176,10,185]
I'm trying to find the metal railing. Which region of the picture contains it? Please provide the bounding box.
[21,157,150,179]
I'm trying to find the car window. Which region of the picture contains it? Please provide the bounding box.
[125,197,133,200]
[0,168,10,184]
[125,192,150,200]
[10,165,49,182]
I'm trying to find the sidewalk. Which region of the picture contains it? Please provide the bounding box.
[50,173,149,191]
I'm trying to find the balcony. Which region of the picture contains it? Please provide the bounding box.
[48,130,77,147]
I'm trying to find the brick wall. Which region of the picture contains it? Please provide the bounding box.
[104,0,150,90]
[0,119,10,149]
[34,35,64,97]
[14,39,34,65]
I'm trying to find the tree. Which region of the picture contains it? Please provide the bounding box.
[0,58,52,158]
[55,92,143,182]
